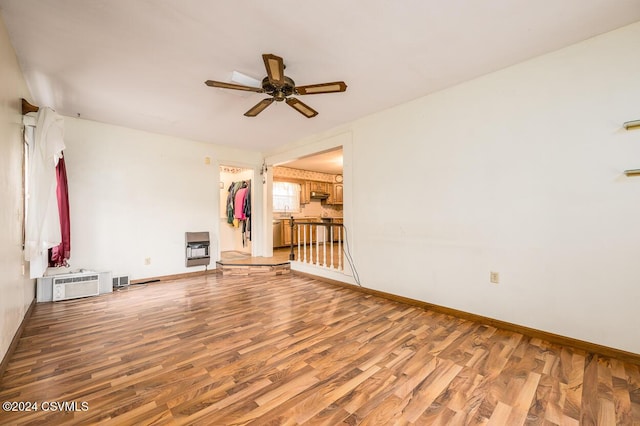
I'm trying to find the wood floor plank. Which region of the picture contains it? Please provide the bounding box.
[401,358,463,423]
[0,273,638,425]
[580,353,600,426]
[626,362,640,423]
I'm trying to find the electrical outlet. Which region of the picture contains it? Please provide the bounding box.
[490,271,499,284]
[145,257,151,265]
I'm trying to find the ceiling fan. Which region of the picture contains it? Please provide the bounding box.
[205,53,347,118]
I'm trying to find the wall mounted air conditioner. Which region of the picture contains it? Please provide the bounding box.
[112,275,130,288]
[52,273,100,301]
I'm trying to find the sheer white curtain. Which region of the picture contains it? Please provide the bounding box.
[23,108,65,278]
[273,181,301,213]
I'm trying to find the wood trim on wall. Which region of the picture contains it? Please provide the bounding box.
[130,268,217,285]
[293,271,640,366]
[0,298,36,383]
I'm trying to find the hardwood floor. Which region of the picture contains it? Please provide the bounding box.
[1,273,638,425]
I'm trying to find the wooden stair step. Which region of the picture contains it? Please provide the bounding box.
[215,262,290,276]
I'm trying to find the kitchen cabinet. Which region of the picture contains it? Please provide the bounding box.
[300,182,310,204]
[273,220,283,247]
[302,181,333,203]
[333,184,343,204]
[310,181,329,192]
[281,218,324,246]
[281,219,297,246]
[309,181,329,193]
[327,183,343,205]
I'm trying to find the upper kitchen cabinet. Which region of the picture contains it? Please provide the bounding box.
[309,181,329,193]
[331,183,343,205]
[326,183,343,205]
[300,181,310,204]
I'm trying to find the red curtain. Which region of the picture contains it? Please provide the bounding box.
[49,155,70,267]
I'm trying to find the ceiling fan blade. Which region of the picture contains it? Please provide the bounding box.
[244,98,274,117]
[286,98,318,118]
[262,54,285,86]
[295,81,347,95]
[205,80,264,93]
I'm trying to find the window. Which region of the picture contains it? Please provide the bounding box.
[273,181,301,213]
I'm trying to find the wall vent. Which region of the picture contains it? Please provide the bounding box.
[52,273,100,301]
[112,275,130,288]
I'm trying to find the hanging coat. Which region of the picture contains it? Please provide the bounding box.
[24,108,65,278]
[234,187,248,220]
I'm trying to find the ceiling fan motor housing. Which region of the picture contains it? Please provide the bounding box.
[262,76,296,101]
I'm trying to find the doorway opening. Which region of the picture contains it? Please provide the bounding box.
[271,147,343,259]
[219,165,254,261]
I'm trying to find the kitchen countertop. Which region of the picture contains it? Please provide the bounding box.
[274,216,343,221]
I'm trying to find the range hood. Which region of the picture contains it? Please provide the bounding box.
[310,191,330,200]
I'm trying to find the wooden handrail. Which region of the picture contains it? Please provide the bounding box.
[288,220,345,270]
[292,221,343,227]
[289,216,295,260]
[21,98,39,115]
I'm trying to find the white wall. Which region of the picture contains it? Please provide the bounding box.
[270,23,640,354]
[56,118,262,280]
[0,16,35,361]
